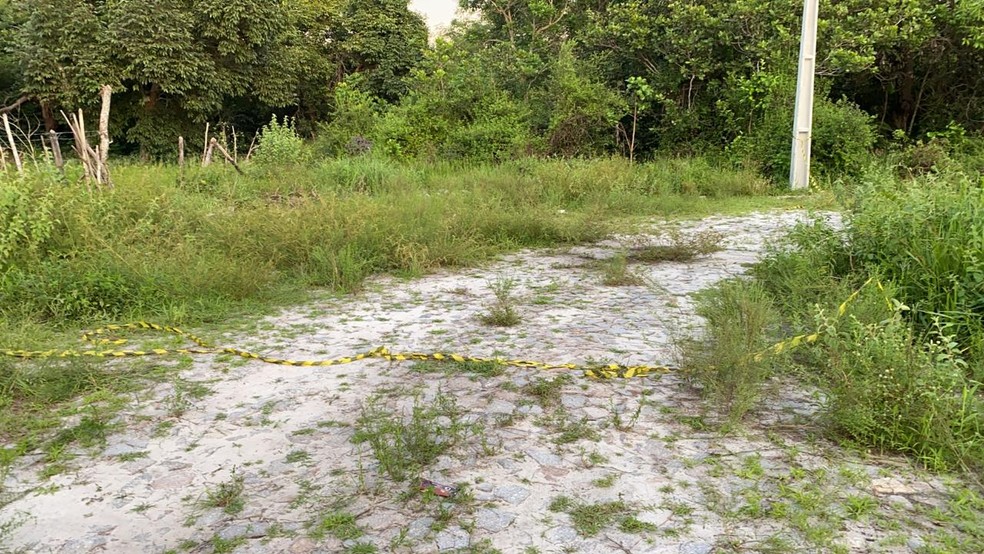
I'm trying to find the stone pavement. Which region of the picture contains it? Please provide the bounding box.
[1,211,969,553]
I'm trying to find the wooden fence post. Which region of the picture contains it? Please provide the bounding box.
[201,123,210,164]
[49,130,64,172]
[2,113,23,174]
[98,85,112,187]
[203,137,216,167]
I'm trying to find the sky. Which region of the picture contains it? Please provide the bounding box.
[409,0,461,35]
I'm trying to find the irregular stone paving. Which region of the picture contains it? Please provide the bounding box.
[0,211,975,554]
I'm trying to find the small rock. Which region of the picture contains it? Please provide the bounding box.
[887,495,913,510]
[526,449,563,466]
[59,535,108,554]
[561,395,585,409]
[476,482,494,492]
[102,438,148,457]
[220,522,269,540]
[679,542,713,554]
[907,537,925,551]
[475,509,515,533]
[546,526,578,544]
[197,509,225,526]
[435,526,469,551]
[494,485,531,505]
[288,538,317,553]
[496,459,517,470]
[871,477,915,496]
[517,404,543,416]
[407,517,435,540]
[488,400,516,414]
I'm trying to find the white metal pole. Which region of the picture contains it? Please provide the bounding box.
[790,0,819,190]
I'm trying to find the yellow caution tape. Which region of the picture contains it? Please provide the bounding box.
[2,321,673,379]
[748,277,890,363]
[1,279,890,379]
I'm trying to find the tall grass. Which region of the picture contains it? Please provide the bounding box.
[684,163,984,474]
[0,156,783,345]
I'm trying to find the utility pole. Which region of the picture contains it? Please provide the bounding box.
[790,0,819,190]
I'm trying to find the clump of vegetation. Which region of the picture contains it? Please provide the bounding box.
[680,280,778,424]
[629,229,724,263]
[352,394,469,482]
[522,375,570,407]
[200,472,246,515]
[548,496,644,537]
[687,165,984,473]
[599,253,644,286]
[479,278,521,327]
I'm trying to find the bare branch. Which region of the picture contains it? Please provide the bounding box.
[0,96,31,114]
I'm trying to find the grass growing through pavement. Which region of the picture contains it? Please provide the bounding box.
[352,394,471,482]
[598,253,644,286]
[547,496,649,537]
[629,229,724,263]
[479,278,521,327]
[199,472,246,515]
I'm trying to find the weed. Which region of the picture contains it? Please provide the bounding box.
[285,450,311,464]
[599,253,644,286]
[347,543,377,554]
[736,454,765,480]
[117,451,149,462]
[679,279,778,423]
[844,495,877,519]
[553,417,600,444]
[568,500,633,537]
[629,229,723,263]
[592,474,619,488]
[352,394,467,481]
[200,472,246,515]
[413,359,505,378]
[522,375,570,407]
[480,278,521,327]
[210,534,246,553]
[618,515,657,533]
[548,496,575,512]
[311,511,363,541]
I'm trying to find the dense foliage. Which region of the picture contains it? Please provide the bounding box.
[1,1,982,173]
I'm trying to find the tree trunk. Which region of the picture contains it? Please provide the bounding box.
[41,102,57,132]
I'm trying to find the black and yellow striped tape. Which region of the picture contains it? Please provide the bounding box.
[1,280,888,379]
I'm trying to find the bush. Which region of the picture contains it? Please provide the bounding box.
[729,85,876,182]
[815,305,983,471]
[0,176,55,270]
[847,169,984,372]
[681,280,778,424]
[252,116,309,167]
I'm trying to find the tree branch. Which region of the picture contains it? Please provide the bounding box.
[0,96,31,114]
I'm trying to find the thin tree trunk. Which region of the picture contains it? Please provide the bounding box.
[98,85,112,187]
[49,130,64,171]
[0,145,7,172]
[2,113,23,174]
[178,136,185,169]
[232,126,238,163]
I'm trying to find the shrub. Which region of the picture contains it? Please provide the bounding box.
[0,176,55,270]
[681,280,778,424]
[729,86,876,182]
[252,116,308,167]
[815,306,983,471]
